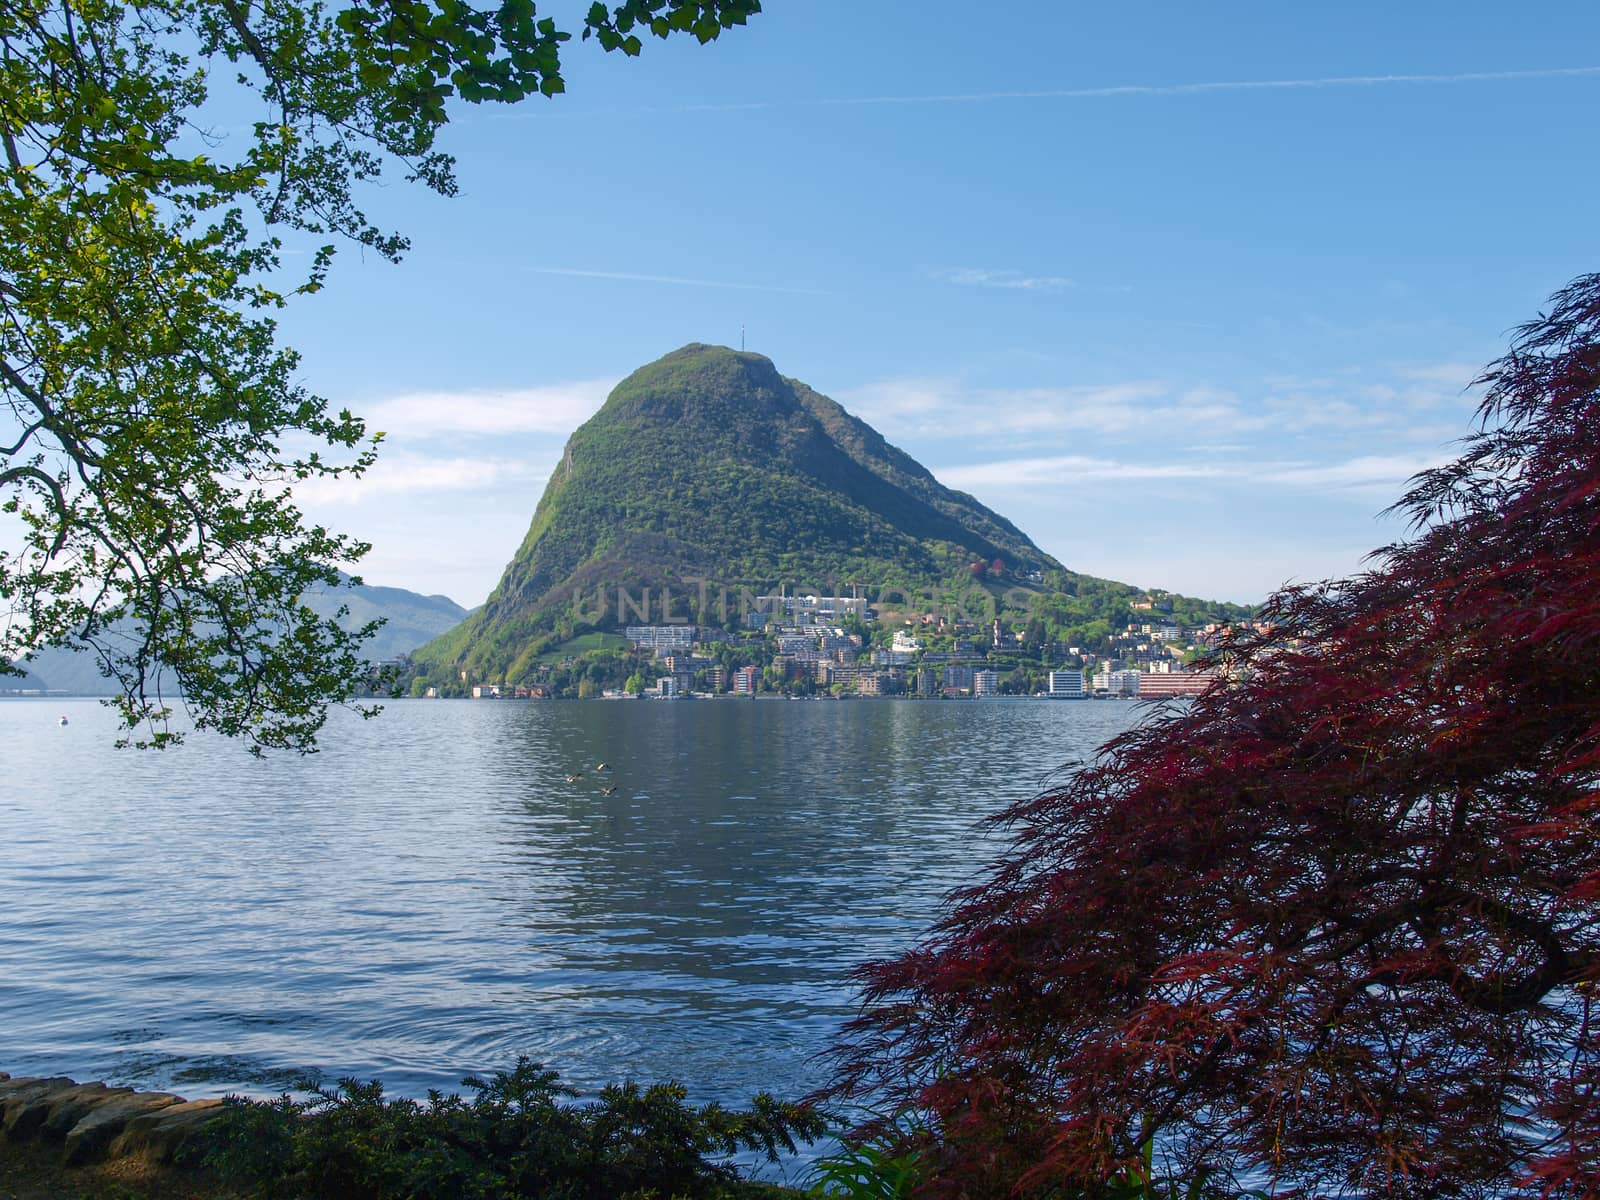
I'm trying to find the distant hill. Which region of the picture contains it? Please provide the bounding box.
[2,577,468,695]
[412,343,1245,684]
[302,575,470,660]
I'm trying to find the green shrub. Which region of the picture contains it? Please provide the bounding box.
[805,1132,925,1200]
[181,1058,825,1199]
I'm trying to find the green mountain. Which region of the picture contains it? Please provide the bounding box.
[304,574,471,660]
[415,343,1167,683]
[2,577,469,695]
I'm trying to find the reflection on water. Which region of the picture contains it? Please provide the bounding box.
[0,696,1143,1111]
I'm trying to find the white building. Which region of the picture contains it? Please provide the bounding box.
[891,629,923,654]
[1092,668,1142,697]
[973,669,1000,696]
[756,594,870,622]
[625,625,697,651]
[1047,670,1085,698]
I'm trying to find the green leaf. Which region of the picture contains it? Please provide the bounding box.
[0,0,761,753]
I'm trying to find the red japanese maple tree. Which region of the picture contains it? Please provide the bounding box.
[828,275,1600,1199]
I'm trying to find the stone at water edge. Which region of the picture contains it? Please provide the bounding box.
[109,1098,226,1164]
[0,1079,78,1134]
[40,1083,138,1139]
[6,1081,131,1141]
[0,1071,226,1168]
[61,1092,182,1166]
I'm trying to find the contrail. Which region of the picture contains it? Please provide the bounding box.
[822,65,1600,107]
[659,65,1600,114]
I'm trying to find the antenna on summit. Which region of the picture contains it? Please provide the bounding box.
[740,323,745,352]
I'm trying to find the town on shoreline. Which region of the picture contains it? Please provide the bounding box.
[426,591,1263,703]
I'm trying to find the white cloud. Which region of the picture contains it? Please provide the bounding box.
[1259,392,1388,431]
[933,267,1076,291]
[292,453,549,505]
[361,380,615,438]
[1060,541,1390,607]
[990,384,1197,435]
[1259,452,1449,491]
[935,450,1448,497]
[1400,362,1482,389]
[842,378,1205,439]
[1255,372,1482,429]
[837,377,963,422]
[936,455,1227,490]
[840,367,1477,448]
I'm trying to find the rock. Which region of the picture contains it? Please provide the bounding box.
[39,1083,137,1139]
[0,1076,77,1100]
[0,1079,78,1137]
[5,1081,117,1141]
[61,1092,181,1166]
[108,1098,225,1164]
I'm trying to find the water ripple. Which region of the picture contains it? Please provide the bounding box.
[0,695,1140,1107]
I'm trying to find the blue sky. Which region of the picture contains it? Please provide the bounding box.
[277,1,1600,607]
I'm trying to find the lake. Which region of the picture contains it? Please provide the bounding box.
[1,696,1143,1149]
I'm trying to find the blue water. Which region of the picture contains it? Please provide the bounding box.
[0,696,1143,1171]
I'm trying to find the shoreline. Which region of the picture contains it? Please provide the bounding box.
[0,1070,236,1198]
[0,1066,818,1199]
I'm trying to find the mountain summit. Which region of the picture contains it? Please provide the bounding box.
[417,343,1068,678]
